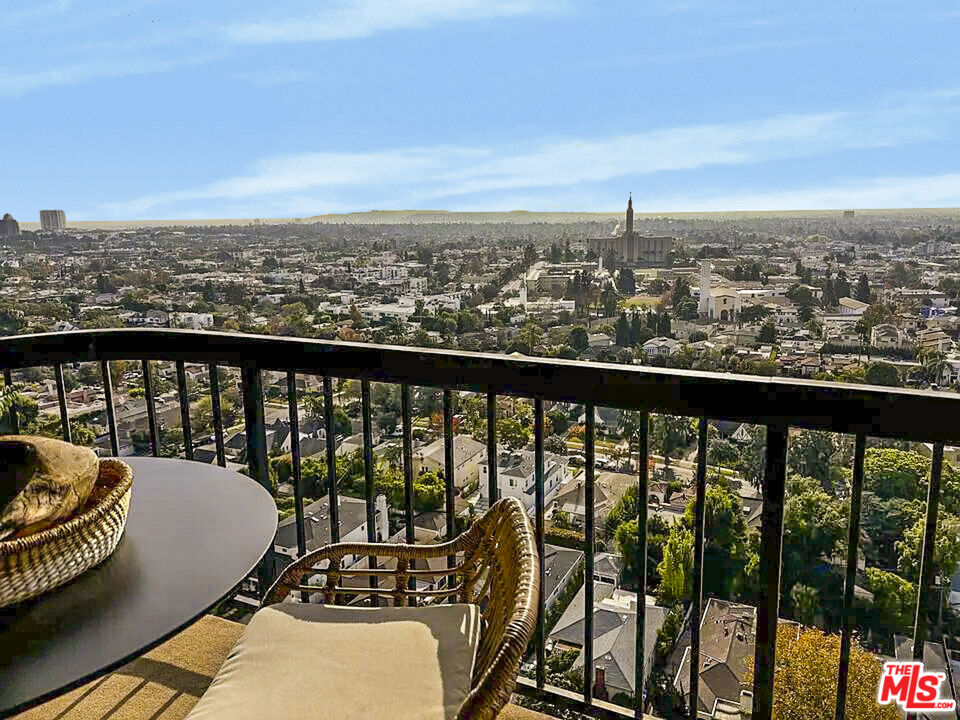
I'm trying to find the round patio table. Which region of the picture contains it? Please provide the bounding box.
[0,457,277,717]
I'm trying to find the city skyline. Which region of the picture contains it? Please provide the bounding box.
[3,1,960,220]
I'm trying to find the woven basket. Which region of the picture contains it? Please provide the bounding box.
[0,458,133,608]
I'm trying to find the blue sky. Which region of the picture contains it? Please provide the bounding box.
[3,0,960,221]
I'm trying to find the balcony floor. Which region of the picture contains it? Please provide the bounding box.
[12,614,554,720]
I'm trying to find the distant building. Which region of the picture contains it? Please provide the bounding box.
[550,583,668,700]
[642,336,682,359]
[673,598,800,719]
[837,296,869,316]
[0,213,19,239]
[170,311,214,330]
[414,434,486,491]
[39,209,66,232]
[478,446,570,515]
[587,195,674,266]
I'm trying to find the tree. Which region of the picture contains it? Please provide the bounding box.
[545,434,567,455]
[497,417,530,450]
[835,270,851,299]
[333,406,353,437]
[650,414,691,468]
[656,312,671,337]
[547,409,569,435]
[707,437,739,468]
[617,267,636,295]
[790,583,819,625]
[862,448,931,502]
[683,483,757,600]
[568,326,589,352]
[854,274,871,303]
[656,523,694,606]
[688,330,708,343]
[740,304,770,324]
[781,475,847,593]
[758,321,777,344]
[865,567,916,641]
[615,312,630,346]
[787,430,838,490]
[744,626,899,720]
[517,321,543,355]
[736,425,767,489]
[898,512,960,583]
[864,361,900,387]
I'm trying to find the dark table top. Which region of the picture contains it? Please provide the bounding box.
[0,457,277,717]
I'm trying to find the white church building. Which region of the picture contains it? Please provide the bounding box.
[696,262,743,322]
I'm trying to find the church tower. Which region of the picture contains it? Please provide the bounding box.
[625,193,634,235]
[698,261,711,316]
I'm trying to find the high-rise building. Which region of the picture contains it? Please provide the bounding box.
[39,209,66,232]
[0,213,19,239]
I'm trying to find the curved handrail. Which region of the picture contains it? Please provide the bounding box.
[1,328,957,441]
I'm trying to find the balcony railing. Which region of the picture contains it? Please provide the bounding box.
[2,328,959,720]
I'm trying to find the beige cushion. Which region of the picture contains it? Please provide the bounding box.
[185,603,482,720]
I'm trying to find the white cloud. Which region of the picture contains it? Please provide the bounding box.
[223,0,561,44]
[0,53,220,97]
[96,101,949,218]
[636,174,960,213]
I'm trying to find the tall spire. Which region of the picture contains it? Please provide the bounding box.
[626,193,634,235]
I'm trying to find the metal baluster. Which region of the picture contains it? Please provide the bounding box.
[487,390,498,504]
[2,369,18,434]
[286,371,306,558]
[583,403,596,706]
[176,360,193,461]
[534,397,546,690]
[361,380,377,603]
[323,377,340,543]
[689,417,709,719]
[443,390,456,597]
[141,360,160,457]
[835,433,866,720]
[402,385,415,544]
[101,361,119,456]
[54,363,71,443]
[913,442,945,660]
[751,425,789,720]
[634,411,649,719]
[241,365,273,598]
[209,363,226,467]
[402,384,416,600]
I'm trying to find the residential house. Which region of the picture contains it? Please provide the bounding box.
[414,434,486,491]
[274,494,389,573]
[551,479,611,530]
[939,359,960,387]
[673,598,799,719]
[576,406,622,437]
[870,323,903,348]
[838,297,869,316]
[543,544,584,611]
[549,584,667,701]
[917,328,954,354]
[477,447,570,515]
[799,355,822,377]
[642,336,682,359]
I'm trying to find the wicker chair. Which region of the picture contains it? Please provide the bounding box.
[263,496,539,720]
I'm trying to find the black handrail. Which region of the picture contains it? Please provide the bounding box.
[2,327,959,720]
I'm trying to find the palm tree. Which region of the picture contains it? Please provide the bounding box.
[617,410,647,474]
[921,350,947,386]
